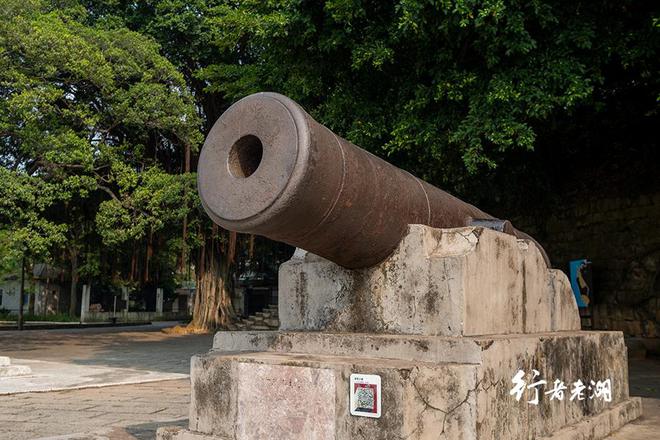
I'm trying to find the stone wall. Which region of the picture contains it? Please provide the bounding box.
[515,191,660,338]
[83,311,189,322]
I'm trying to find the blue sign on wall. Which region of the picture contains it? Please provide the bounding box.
[569,259,593,308]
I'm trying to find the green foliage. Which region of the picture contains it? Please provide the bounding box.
[0,0,202,288]
[0,311,79,322]
[143,0,655,185]
[1,0,656,324]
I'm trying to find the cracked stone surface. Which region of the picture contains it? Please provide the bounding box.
[279,225,580,337]
[179,342,649,440]
[180,226,635,439]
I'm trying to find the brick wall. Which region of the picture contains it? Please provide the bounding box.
[515,192,660,338]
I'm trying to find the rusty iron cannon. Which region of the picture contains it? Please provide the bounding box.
[197,92,549,268]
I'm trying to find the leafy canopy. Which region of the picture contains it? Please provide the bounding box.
[184,0,657,185]
[0,0,201,282]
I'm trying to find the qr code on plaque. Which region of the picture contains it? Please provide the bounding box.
[356,386,375,410]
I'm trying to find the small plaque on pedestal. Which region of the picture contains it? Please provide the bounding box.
[350,373,381,418]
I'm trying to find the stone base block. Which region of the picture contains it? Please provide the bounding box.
[279,225,580,337]
[540,398,642,440]
[178,330,641,440]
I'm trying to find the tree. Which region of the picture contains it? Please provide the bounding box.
[194,1,658,187]
[0,0,201,316]
[79,0,657,329]
[80,0,296,330]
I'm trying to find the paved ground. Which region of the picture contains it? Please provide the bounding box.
[0,380,189,440]
[1,325,659,439]
[0,323,211,395]
[0,323,213,374]
[609,397,660,439]
[0,324,212,440]
[610,357,660,439]
[0,358,187,395]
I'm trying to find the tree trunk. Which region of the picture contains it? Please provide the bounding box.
[28,261,35,315]
[28,291,35,316]
[180,142,191,272]
[68,249,79,317]
[189,229,236,332]
[144,229,153,282]
[17,256,25,330]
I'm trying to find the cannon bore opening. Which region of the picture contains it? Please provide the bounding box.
[227,135,263,178]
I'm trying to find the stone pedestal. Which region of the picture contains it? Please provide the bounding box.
[160,226,641,440]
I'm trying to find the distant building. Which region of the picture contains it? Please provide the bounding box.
[0,264,64,315]
[31,263,65,315]
[0,275,26,314]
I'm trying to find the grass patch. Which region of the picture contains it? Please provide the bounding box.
[0,310,79,322]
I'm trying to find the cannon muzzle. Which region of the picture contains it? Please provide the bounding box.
[198,92,549,268]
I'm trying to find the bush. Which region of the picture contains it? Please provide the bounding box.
[22,313,78,322]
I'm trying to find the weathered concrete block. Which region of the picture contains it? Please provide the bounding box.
[279,225,579,336]
[236,362,336,439]
[189,331,640,440]
[191,351,478,440]
[170,226,637,440]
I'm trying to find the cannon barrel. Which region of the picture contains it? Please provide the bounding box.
[198,92,549,268]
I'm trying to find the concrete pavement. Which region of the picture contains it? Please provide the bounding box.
[0,322,212,395]
[0,322,213,375]
[1,325,659,439]
[0,324,211,439]
[0,380,189,440]
[0,358,187,395]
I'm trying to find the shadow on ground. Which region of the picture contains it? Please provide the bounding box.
[0,323,214,374]
[122,418,187,440]
[628,357,660,399]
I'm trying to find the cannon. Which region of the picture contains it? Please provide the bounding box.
[198,92,549,268]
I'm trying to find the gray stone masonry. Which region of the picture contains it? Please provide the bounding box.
[279,226,580,336]
[161,225,641,440]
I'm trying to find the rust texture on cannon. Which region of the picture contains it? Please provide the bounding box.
[197,92,549,268]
